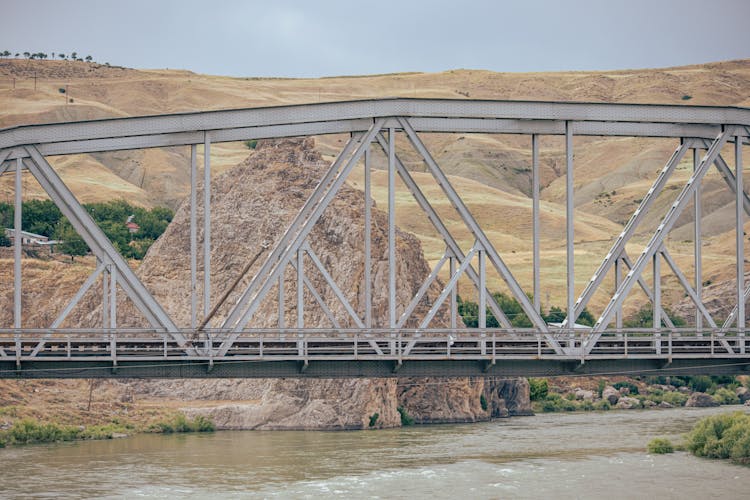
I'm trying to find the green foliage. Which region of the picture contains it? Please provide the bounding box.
[686,412,750,464]
[613,381,639,395]
[713,387,740,405]
[368,413,379,427]
[682,95,693,100]
[149,414,215,433]
[480,394,488,411]
[647,437,675,454]
[594,400,611,411]
[0,418,80,445]
[244,139,258,149]
[457,293,595,328]
[659,391,689,407]
[688,375,715,394]
[528,378,548,401]
[397,406,414,426]
[0,233,9,247]
[0,199,175,261]
[623,306,686,328]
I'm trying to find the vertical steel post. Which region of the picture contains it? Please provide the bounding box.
[297,249,304,328]
[190,144,197,330]
[479,248,486,329]
[278,271,285,329]
[565,122,574,332]
[102,263,109,329]
[364,145,372,328]
[203,134,211,319]
[110,268,117,328]
[532,134,541,313]
[615,257,623,330]
[14,158,21,328]
[654,251,662,354]
[449,253,457,330]
[388,128,396,329]
[694,148,703,333]
[737,136,745,352]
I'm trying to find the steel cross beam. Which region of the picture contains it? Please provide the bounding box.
[398,118,550,333]
[220,132,362,329]
[23,147,185,344]
[373,132,514,330]
[565,140,694,327]
[591,129,733,344]
[216,120,385,355]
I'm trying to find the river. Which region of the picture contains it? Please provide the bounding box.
[1,406,748,499]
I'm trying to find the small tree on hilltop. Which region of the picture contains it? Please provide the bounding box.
[71,52,77,60]
[85,55,92,62]
[58,53,65,60]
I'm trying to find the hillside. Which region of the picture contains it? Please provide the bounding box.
[1,58,748,316]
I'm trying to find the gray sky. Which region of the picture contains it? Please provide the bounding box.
[2,0,749,78]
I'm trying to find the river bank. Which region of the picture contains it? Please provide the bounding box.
[1,406,748,498]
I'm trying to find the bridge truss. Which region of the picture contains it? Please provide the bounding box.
[1,98,749,377]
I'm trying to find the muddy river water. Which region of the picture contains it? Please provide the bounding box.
[1,406,749,499]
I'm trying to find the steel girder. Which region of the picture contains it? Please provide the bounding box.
[589,130,735,350]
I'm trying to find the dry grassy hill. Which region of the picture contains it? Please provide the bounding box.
[1,58,748,317]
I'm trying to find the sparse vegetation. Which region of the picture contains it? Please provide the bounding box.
[457,293,595,328]
[685,412,750,464]
[647,437,675,454]
[368,413,379,427]
[397,406,415,426]
[0,413,215,447]
[480,394,488,411]
[529,378,549,401]
[244,139,258,149]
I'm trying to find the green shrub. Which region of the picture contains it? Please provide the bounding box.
[149,414,215,434]
[648,437,675,454]
[613,381,639,395]
[685,412,750,464]
[3,419,80,444]
[713,388,740,406]
[661,392,689,407]
[688,375,714,394]
[397,406,414,426]
[480,394,488,411]
[368,413,379,427]
[244,139,258,149]
[594,400,611,411]
[529,378,548,401]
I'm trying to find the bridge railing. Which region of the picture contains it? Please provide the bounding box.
[0,327,747,363]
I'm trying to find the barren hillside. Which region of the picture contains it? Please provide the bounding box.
[1,58,748,316]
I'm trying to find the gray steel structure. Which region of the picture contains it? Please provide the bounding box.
[1,98,749,378]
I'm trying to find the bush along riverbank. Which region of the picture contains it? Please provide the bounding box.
[0,413,215,448]
[530,375,750,413]
[647,411,750,466]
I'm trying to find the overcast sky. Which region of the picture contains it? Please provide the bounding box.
[2,0,749,78]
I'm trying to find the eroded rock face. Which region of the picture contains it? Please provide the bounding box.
[75,138,530,429]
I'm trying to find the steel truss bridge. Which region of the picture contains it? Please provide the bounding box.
[1,98,749,378]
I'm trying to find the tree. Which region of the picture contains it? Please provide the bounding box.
[54,221,88,261]
[85,55,92,62]
[23,52,30,59]
[71,52,77,60]
[58,53,65,60]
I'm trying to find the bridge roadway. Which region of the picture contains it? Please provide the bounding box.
[0,329,748,378]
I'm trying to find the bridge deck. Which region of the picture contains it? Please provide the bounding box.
[1,329,748,378]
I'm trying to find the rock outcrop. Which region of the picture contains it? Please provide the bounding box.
[65,138,530,429]
[685,392,719,407]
